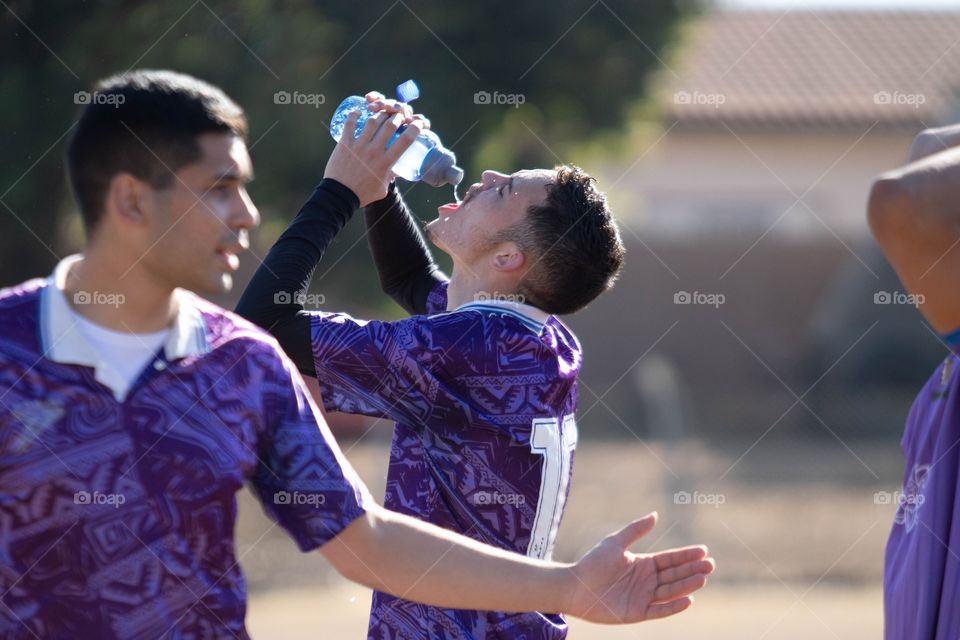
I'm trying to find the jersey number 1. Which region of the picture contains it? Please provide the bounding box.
[528,414,577,560]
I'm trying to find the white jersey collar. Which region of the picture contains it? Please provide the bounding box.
[40,254,210,369]
[456,295,550,334]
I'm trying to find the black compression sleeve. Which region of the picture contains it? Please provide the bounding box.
[363,181,448,316]
[234,178,359,377]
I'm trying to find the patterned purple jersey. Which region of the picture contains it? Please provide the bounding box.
[0,258,370,639]
[310,282,581,639]
[884,350,960,639]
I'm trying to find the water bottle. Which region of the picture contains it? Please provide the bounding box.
[329,80,464,188]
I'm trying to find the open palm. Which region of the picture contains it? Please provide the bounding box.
[566,513,715,623]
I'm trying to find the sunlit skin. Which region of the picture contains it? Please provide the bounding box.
[425,169,554,311]
[64,133,259,333]
[361,92,555,311]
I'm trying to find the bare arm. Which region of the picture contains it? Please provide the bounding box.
[867,126,960,333]
[321,505,715,624]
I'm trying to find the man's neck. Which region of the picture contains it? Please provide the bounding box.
[445,267,515,311]
[64,248,178,334]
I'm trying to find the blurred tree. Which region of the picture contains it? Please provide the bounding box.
[0,0,692,310]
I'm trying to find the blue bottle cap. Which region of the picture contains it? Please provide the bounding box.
[396,79,420,103]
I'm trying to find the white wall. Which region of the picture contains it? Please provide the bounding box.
[600,128,915,241]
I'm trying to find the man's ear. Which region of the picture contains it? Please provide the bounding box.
[105,173,150,226]
[491,242,525,273]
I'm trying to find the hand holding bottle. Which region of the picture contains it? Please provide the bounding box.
[363,91,431,131]
[329,81,463,188]
[323,109,424,206]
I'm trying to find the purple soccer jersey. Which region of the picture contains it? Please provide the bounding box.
[310,282,581,639]
[884,352,960,639]
[0,260,370,638]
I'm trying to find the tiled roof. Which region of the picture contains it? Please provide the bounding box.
[662,10,960,129]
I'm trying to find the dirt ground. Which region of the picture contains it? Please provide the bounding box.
[237,435,901,638]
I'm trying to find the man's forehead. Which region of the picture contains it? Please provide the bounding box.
[512,168,553,182]
[195,133,253,179]
[509,169,553,198]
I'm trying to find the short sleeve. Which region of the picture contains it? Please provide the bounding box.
[249,346,371,552]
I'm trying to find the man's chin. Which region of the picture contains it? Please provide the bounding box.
[425,226,451,255]
[424,223,440,246]
[186,273,233,297]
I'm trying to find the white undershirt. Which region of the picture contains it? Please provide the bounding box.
[69,307,170,400]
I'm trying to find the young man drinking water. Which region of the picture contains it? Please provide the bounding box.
[236,93,635,637]
[0,69,714,638]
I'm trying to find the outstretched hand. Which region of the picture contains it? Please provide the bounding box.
[565,513,715,623]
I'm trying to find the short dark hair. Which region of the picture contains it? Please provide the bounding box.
[514,165,625,315]
[66,69,247,231]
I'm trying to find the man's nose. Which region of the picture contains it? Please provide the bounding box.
[233,189,260,233]
[481,170,507,187]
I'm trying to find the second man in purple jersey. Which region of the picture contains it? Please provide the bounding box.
[868,124,960,638]
[236,95,683,638]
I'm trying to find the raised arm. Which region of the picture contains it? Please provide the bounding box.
[235,108,424,375]
[323,505,715,624]
[365,181,448,315]
[867,125,960,333]
[362,92,448,315]
[234,178,359,376]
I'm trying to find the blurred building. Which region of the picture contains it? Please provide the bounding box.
[575,9,960,440]
[626,9,960,239]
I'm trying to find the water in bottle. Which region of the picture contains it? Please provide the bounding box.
[329,81,463,188]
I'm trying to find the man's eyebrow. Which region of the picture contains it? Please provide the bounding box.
[213,169,254,183]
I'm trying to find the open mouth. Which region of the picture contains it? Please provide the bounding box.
[216,248,240,272]
[437,202,460,214]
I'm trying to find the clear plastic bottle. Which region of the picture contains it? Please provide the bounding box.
[329,82,463,188]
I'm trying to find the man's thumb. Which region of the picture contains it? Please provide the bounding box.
[611,512,657,549]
